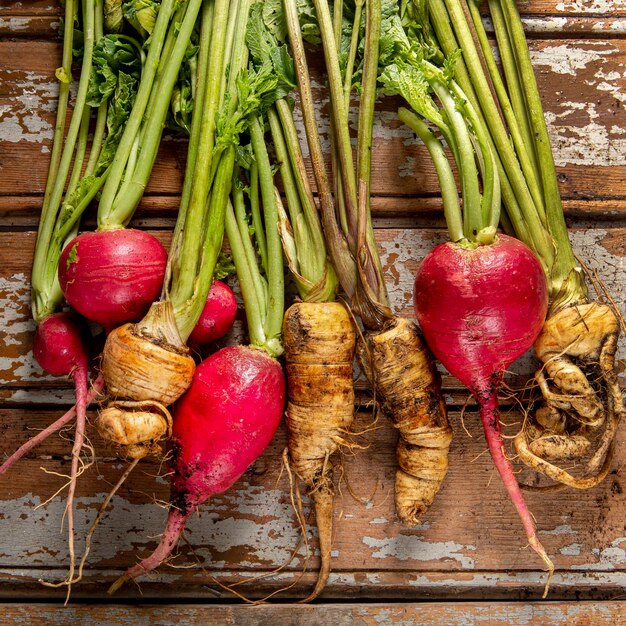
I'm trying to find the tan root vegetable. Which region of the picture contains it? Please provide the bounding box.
[99,301,195,457]
[357,317,452,525]
[283,301,356,601]
[515,302,624,488]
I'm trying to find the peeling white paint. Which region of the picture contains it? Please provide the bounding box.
[560,543,583,556]
[0,17,31,31]
[530,43,616,76]
[362,534,476,568]
[571,537,626,571]
[540,524,575,536]
[556,0,626,13]
[521,17,568,33]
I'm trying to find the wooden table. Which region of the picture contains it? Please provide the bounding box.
[0,1,624,623]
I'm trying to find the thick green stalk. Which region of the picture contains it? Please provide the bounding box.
[313,0,359,246]
[500,0,587,308]
[97,0,176,225]
[169,0,233,307]
[269,105,326,284]
[250,115,284,348]
[399,107,463,242]
[168,2,214,292]
[233,175,268,315]
[248,163,268,274]
[432,0,552,264]
[32,0,95,322]
[102,0,203,228]
[433,81,482,240]
[225,200,266,347]
[284,0,357,298]
[175,146,236,340]
[343,0,363,104]
[356,0,388,308]
[467,0,545,225]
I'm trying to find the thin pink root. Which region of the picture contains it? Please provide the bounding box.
[0,373,105,476]
[108,508,189,594]
[478,387,554,597]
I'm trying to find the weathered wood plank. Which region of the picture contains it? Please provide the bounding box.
[0,405,622,598]
[1,602,625,625]
[2,39,626,205]
[1,228,624,392]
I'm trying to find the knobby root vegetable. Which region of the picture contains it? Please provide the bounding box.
[282,300,355,602]
[357,317,452,526]
[514,301,624,488]
[414,234,554,591]
[108,344,285,592]
[58,229,168,330]
[98,301,195,459]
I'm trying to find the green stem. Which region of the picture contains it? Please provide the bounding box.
[284,0,356,298]
[102,0,203,228]
[225,200,267,347]
[97,0,176,225]
[170,0,213,272]
[32,0,95,322]
[313,0,359,248]
[432,0,552,265]
[343,0,363,104]
[500,0,587,307]
[250,115,284,349]
[169,0,232,307]
[468,0,545,225]
[433,80,482,241]
[233,174,268,315]
[248,162,268,275]
[66,107,91,199]
[399,107,463,242]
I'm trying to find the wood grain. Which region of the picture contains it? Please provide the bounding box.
[0,0,624,608]
[1,602,626,625]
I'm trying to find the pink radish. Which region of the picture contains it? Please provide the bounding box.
[30,311,92,586]
[188,280,238,346]
[413,234,552,581]
[58,229,167,329]
[108,345,285,592]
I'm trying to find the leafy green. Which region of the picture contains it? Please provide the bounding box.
[104,0,124,33]
[123,0,161,38]
[86,35,142,107]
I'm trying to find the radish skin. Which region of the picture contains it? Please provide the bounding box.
[59,229,168,329]
[188,280,237,346]
[414,234,553,584]
[108,345,285,592]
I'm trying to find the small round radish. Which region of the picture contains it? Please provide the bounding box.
[32,311,92,586]
[414,234,553,582]
[108,345,285,592]
[188,280,237,346]
[33,312,90,377]
[58,229,167,329]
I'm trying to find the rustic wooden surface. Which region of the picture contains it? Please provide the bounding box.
[0,0,624,619]
[1,602,626,625]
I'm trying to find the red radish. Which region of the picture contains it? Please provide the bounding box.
[58,229,167,329]
[413,234,552,579]
[188,280,238,346]
[31,311,92,585]
[108,345,285,592]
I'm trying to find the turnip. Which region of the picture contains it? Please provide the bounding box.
[429,0,624,488]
